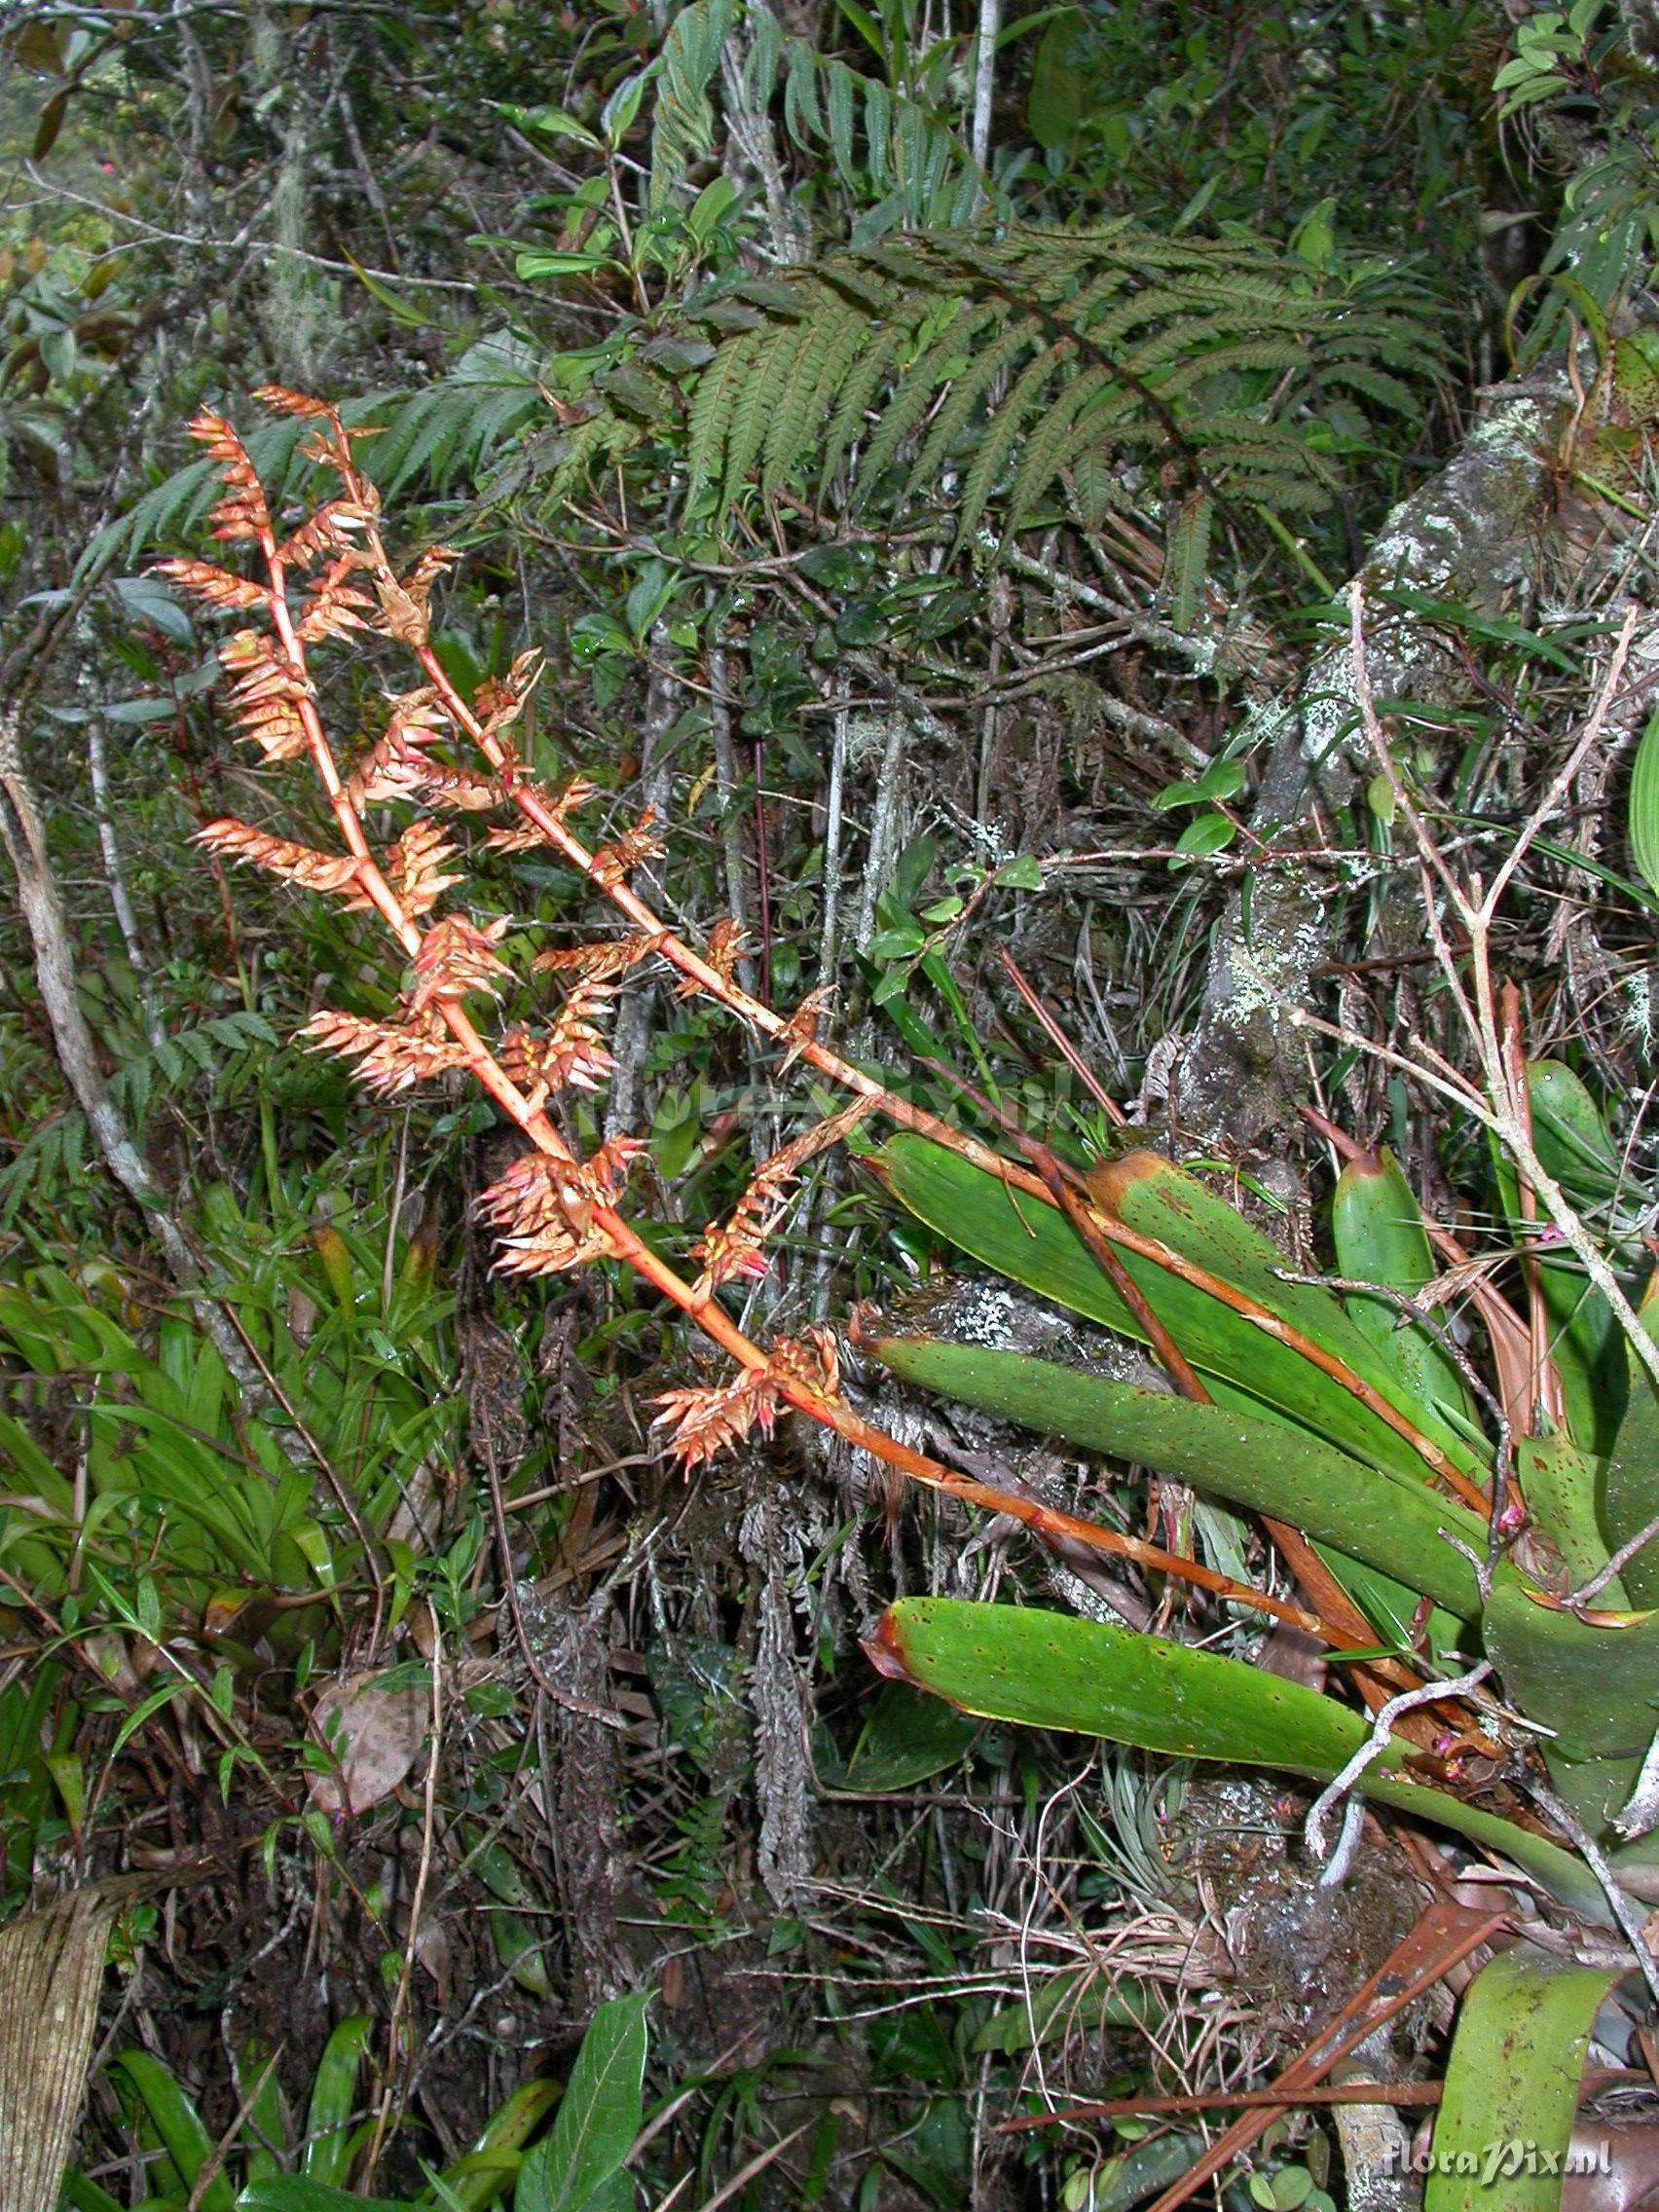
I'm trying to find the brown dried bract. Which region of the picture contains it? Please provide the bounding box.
[590,808,665,890]
[531,934,660,984]
[196,818,360,894]
[653,1368,782,1469]
[768,1325,841,1401]
[499,981,615,1098]
[689,1095,872,1290]
[302,1008,471,1095]
[779,982,833,1073]
[353,820,461,921]
[475,1152,619,1276]
[151,558,266,612]
[406,914,513,1013]
[187,411,272,543]
[677,916,746,999]
[218,630,314,761]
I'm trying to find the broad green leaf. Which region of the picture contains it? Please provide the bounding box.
[870,1598,1606,1917]
[437,2081,561,2212]
[238,2181,409,2212]
[111,2051,236,2212]
[1515,1430,1615,1590]
[870,1337,1488,1619]
[1481,1573,1659,1767]
[1425,1948,1620,2211]
[1629,705,1659,899]
[1527,1060,1622,1209]
[1602,1274,1659,1607]
[302,2015,372,2185]
[1331,1150,1472,1423]
[515,1991,649,2212]
[1025,18,1081,149]
[842,1680,981,1789]
[873,1136,1482,1490]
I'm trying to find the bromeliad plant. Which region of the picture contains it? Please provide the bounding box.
[170,392,1659,2202]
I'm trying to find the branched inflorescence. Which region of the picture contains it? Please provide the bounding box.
[169,389,1383,1638]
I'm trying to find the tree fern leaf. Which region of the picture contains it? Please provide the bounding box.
[1318,361,1421,415]
[895,97,927,215]
[943,147,978,226]
[1166,492,1213,632]
[744,2,781,104]
[864,76,891,194]
[649,0,734,208]
[825,58,858,182]
[762,289,866,494]
[686,328,761,502]
[855,303,981,494]
[783,36,825,142]
[821,325,903,487]
[1000,361,1121,535]
[1154,338,1312,404]
[903,307,1029,497]
[957,341,1072,540]
[721,325,793,510]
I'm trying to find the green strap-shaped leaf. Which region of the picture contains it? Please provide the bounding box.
[1481,1573,1659,1767]
[1425,1948,1620,2211]
[1331,1148,1474,1425]
[301,2014,372,2186]
[1602,1274,1659,1607]
[874,1134,1484,1490]
[871,1598,1606,1918]
[1630,705,1659,900]
[110,2051,237,2212]
[871,1336,1488,1619]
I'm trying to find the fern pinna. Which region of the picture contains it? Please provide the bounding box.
[166,388,1365,1643]
[558,224,1437,582]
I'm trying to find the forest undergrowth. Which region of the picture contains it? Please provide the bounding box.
[8,3,1659,2210]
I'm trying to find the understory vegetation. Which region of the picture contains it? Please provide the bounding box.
[9,2,1659,2208]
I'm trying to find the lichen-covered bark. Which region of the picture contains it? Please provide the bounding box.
[1170,379,1571,1156]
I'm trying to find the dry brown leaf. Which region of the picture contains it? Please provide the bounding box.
[307,1670,427,1817]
